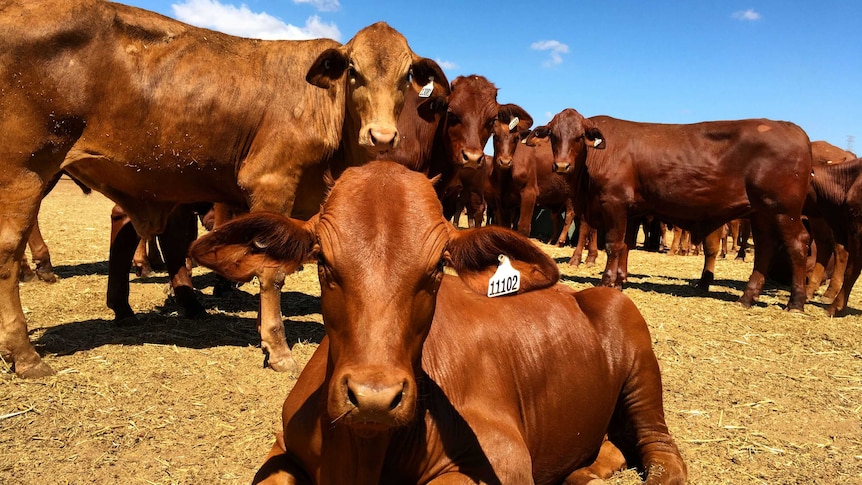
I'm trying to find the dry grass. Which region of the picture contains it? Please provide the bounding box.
[2,178,861,484]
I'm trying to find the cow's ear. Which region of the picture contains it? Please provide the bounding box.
[190,212,317,282]
[498,104,533,132]
[416,95,449,122]
[445,225,559,296]
[307,48,349,89]
[411,57,450,96]
[586,127,605,149]
[524,126,549,147]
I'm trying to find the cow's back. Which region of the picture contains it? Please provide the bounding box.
[2,0,343,209]
[416,279,638,484]
[586,116,811,232]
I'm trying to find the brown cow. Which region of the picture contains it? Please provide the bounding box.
[189,161,687,485]
[440,75,501,226]
[529,109,812,311]
[0,0,444,377]
[804,157,862,315]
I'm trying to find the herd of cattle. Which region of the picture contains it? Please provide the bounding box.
[3,0,860,483]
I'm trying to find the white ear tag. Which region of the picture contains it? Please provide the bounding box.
[508,116,519,131]
[593,138,603,147]
[487,255,521,297]
[418,77,434,98]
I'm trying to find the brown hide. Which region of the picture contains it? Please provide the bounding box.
[441,75,500,225]
[189,161,686,484]
[805,157,862,315]
[0,0,443,377]
[811,140,856,165]
[530,109,812,311]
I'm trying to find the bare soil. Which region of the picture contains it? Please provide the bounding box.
[2,177,860,484]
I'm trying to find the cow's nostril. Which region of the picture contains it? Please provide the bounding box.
[389,389,403,410]
[347,387,359,407]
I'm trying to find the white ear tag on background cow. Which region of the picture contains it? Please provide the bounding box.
[418,77,434,98]
[508,116,519,131]
[487,255,521,297]
[593,138,603,147]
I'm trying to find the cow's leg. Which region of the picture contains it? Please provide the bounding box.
[0,170,55,378]
[557,200,576,247]
[735,219,751,261]
[696,228,722,291]
[569,218,589,266]
[251,434,311,485]
[159,206,205,318]
[19,254,37,282]
[27,217,57,283]
[609,348,687,485]
[107,215,140,324]
[516,186,538,238]
[729,219,741,252]
[132,238,154,277]
[776,214,810,311]
[827,226,861,316]
[258,265,298,373]
[738,214,778,308]
[805,216,834,299]
[719,223,729,258]
[564,437,627,484]
[822,244,848,303]
[585,225,599,267]
[600,212,628,289]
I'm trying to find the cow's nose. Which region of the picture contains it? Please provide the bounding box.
[461,149,483,166]
[554,162,572,174]
[368,127,398,149]
[346,378,406,414]
[497,158,512,169]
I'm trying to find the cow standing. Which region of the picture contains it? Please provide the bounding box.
[805,157,862,315]
[190,161,687,485]
[529,109,812,311]
[0,0,443,378]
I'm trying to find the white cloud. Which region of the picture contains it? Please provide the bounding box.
[435,58,457,71]
[732,9,761,21]
[530,39,569,67]
[293,0,340,12]
[172,0,341,41]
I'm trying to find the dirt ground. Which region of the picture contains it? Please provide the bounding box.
[2,177,861,484]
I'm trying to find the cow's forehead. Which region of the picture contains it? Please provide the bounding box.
[448,75,498,117]
[347,22,412,75]
[318,163,444,255]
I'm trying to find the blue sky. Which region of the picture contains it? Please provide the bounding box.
[122,0,861,153]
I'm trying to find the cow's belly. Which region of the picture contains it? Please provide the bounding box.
[63,151,247,205]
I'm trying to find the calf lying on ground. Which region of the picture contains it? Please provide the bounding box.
[191,161,686,484]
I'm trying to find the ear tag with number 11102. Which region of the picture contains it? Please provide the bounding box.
[487,255,521,297]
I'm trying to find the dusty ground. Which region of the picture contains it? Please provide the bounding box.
[2,177,861,484]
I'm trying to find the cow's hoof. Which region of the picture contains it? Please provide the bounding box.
[19,267,36,282]
[265,353,300,375]
[183,302,207,319]
[16,361,56,379]
[114,314,141,327]
[36,270,58,284]
[736,298,753,309]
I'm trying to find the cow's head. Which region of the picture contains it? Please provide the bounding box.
[526,108,605,174]
[306,22,446,154]
[190,161,558,434]
[445,75,501,170]
[492,104,533,171]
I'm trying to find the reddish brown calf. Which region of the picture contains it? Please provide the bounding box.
[191,161,686,485]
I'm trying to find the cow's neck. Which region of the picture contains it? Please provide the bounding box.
[320,420,393,484]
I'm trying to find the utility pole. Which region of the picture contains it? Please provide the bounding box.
[848,135,855,153]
